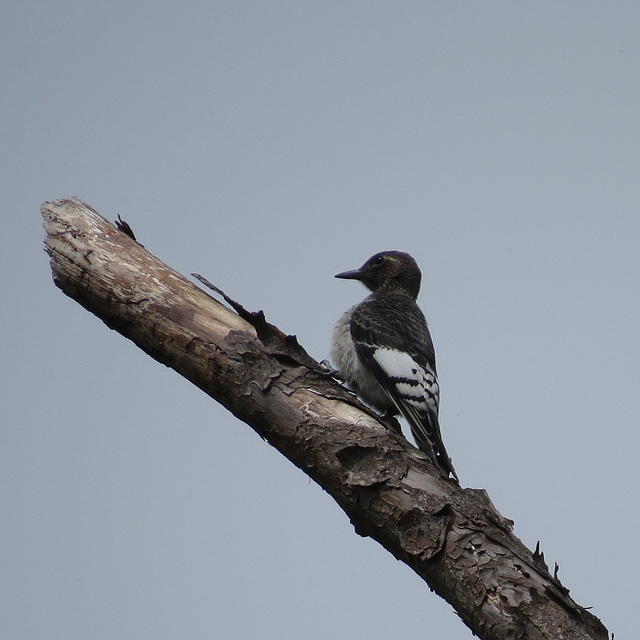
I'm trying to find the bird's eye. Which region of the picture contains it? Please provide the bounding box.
[372,255,385,265]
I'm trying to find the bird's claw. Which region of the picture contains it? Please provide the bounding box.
[319,359,342,379]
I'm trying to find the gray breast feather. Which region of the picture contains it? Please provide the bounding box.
[330,307,396,412]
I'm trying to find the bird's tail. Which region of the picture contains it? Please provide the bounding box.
[380,388,459,481]
[409,416,458,482]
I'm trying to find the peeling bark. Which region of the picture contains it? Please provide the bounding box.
[42,197,609,640]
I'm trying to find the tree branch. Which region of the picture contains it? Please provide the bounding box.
[42,197,609,640]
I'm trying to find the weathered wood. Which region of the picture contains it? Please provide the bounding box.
[42,197,609,640]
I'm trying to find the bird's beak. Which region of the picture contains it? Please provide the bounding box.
[335,268,363,280]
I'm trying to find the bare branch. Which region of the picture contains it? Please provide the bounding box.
[42,197,609,640]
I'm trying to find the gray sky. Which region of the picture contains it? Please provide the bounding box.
[2,2,639,638]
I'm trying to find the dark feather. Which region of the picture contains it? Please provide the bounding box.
[351,296,458,480]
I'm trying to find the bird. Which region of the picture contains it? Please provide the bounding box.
[330,250,457,480]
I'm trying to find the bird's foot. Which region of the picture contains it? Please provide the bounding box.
[383,412,403,436]
[319,359,342,379]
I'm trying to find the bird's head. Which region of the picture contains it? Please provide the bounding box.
[335,251,421,298]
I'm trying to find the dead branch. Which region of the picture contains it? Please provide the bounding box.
[42,197,609,640]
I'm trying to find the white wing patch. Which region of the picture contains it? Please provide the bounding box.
[372,347,439,415]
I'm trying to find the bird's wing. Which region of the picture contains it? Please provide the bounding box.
[351,297,457,479]
[353,340,441,446]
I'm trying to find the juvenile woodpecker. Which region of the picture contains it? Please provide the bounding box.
[331,251,457,480]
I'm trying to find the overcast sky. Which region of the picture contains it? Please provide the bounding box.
[2,2,639,638]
